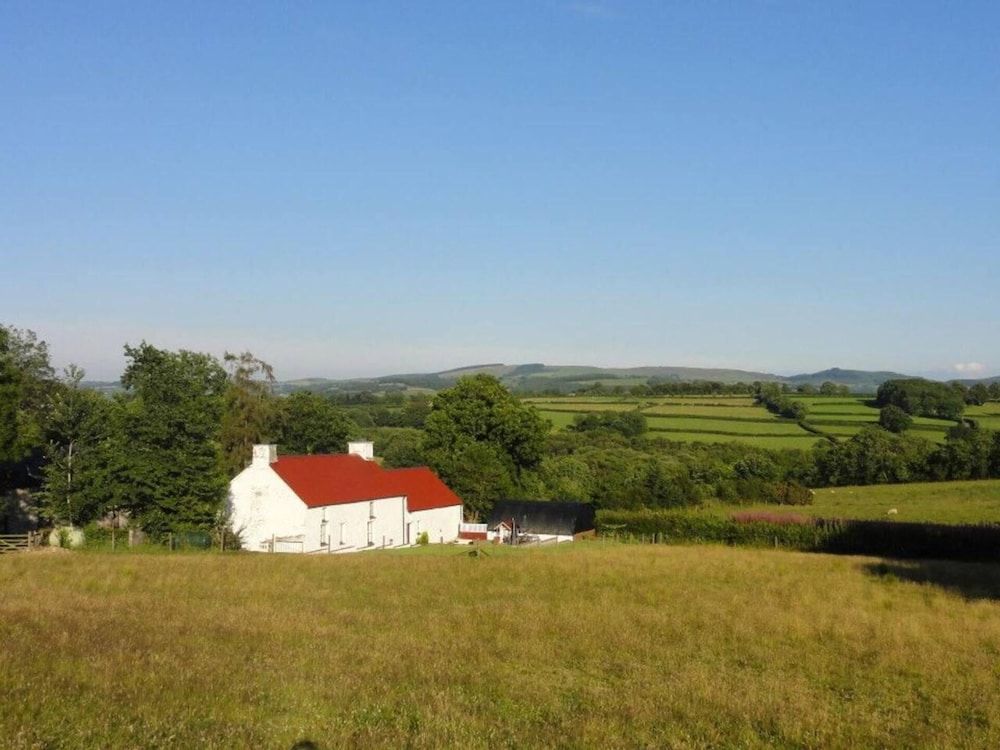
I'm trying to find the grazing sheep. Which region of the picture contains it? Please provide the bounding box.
[887,508,898,516]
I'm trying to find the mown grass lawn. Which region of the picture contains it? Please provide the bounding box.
[4,544,1000,748]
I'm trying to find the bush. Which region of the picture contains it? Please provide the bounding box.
[416,531,429,546]
[879,405,913,433]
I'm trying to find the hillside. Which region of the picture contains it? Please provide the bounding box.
[271,364,926,395]
[87,365,999,397]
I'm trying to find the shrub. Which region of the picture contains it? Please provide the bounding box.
[879,405,913,433]
[416,531,429,546]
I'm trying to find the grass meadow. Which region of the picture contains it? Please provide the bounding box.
[4,544,1000,748]
[710,479,1000,525]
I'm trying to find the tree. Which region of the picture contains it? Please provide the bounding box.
[879,405,913,434]
[0,327,21,467]
[0,325,56,497]
[0,325,55,462]
[570,410,647,438]
[220,351,277,476]
[424,375,547,474]
[116,343,229,533]
[966,383,991,406]
[422,375,548,517]
[275,391,354,455]
[876,378,965,420]
[819,381,838,396]
[39,366,120,525]
[426,441,515,521]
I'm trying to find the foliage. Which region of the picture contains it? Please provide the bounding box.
[0,324,55,485]
[115,343,229,533]
[425,440,515,521]
[38,367,121,525]
[424,374,548,473]
[879,404,913,433]
[275,391,354,455]
[753,383,809,420]
[220,352,277,477]
[876,378,965,420]
[569,409,647,437]
[423,375,548,517]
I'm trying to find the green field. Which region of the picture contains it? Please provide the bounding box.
[530,395,825,448]
[529,394,984,449]
[4,545,1000,748]
[791,396,957,443]
[712,479,1000,525]
[968,402,1000,430]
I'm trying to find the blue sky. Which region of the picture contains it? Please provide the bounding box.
[2,1,998,380]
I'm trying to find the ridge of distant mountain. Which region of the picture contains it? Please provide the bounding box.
[272,364,966,395]
[84,365,1000,397]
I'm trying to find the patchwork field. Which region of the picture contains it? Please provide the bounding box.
[790,396,956,443]
[710,479,1000,525]
[526,394,973,449]
[526,395,823,449]
[4,545,1000,748]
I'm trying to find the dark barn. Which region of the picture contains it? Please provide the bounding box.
[488,500,596,541]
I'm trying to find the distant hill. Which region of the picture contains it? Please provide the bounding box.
[271,364,924,395]
[85,365,1000,397]
[783,368,913,392]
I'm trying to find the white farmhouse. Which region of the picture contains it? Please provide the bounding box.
[228,442,463,553]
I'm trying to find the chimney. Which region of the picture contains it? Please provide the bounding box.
[348,441,375,461]
[251,444,278,468]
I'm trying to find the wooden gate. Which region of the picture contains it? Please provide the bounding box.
[0,533,34,554]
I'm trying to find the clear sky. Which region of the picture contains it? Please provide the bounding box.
[2,1,998,381]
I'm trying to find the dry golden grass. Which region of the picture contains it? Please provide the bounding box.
[3,544,1000,748]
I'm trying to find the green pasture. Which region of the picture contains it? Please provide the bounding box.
[531,393,982,449]
[646,416,810,436]
[532,394,827,447]
[711,479,1000,526]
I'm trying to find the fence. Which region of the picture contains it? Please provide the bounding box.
[0,533,38,554]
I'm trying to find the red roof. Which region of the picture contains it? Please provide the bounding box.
[270,454,461,513]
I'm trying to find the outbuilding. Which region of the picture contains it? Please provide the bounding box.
[487,500,596,544]
[228,442,463,553]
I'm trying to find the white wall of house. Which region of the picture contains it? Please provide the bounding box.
[228,455,308,552]
[304,496,407,552]
[410,504,463,545]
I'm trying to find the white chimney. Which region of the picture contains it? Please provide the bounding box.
[251,444,278,467]
[348,441,375,461]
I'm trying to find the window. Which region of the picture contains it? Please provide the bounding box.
[367,520,374,547]
[369,500,375,518]
[320,519,327,546]
[339,522,345,546]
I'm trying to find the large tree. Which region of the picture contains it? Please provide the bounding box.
[39,366,121,525]
[275,391,354,455]
[422,375,548,518]
[220,351,277,476]
[876,378,965,420]
[116,343,229,533]
[0,325,56,493]
[424,374,547,473]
